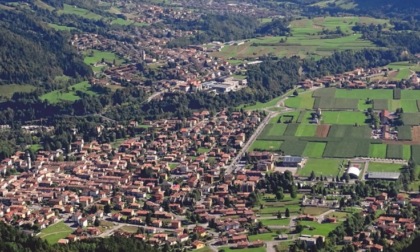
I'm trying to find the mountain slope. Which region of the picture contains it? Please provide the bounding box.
[0,9,92,85]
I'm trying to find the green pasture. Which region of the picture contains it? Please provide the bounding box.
[41,81,98,103]
[39,221,72,244]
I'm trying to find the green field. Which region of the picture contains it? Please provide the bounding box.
[39,221,72,244]
[0,84,36,99]
[41,81,99,103]
[397,126,412,141]
[259,218,290,227]
[249,140,283,152]
[300,221,340,237]
[285,91,315,109]
[298,158,342,177]
[335,89,393,100]
[302,207,330,215]
[83,49,124,71]
[403,145,411,160]
[327,125,370,138]
[402,113,420,126]
[58,4,103,20]
[323,139,370,158]
[368,162,403,172]
[280,140,308,156]
[373,99,388,110]
[386,145,403,159]
[302,142,326,158]
[248,232,277,241]
[48,23,77,31]
[213,17,381,60]
[321,111,367,125]
[401,90,420,100]
[369,144,387,158]
[258,123,288,140]
[219,247,266,252]
[314,97,358,110]
[412,145,420,164]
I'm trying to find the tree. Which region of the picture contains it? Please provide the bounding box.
[94,219,100,227]
[293,90,299,96]
[290,185,298,198]
[104,204,111,214]
[285,208,290,217]
[295,221,303,233]
[309,171,315,181]
[275,188,284,201]
[277,211,282,219]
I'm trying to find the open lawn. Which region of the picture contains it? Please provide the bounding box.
[303,142,326,158]
[248,232,277,241]
[368,162,403,172]
[41,81,99,103]
[299,221,340,237]
[260,218,290,227]
[298,158,342,177]
[39,221,72,244]
[321,111,367,125]
[249,140,283,152]
[0,84,36,99]
[83,49,124,71]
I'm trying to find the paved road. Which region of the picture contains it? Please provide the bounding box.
[225,111,276,174]
[98,223,124,238]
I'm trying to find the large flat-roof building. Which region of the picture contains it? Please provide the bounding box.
[282,156,305,167]
[366,172,400,180]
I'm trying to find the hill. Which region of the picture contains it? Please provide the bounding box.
[0,9,92,85]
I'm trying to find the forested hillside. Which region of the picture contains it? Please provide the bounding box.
[0,221,159,252]
[0,10,91,85]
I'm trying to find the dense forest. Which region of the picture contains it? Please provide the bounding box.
[168,14,290,47]
[0,10,92,85]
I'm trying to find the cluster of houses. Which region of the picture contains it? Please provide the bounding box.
[347,192,418,251]
[0,110,269,246]
[299,67,419,89]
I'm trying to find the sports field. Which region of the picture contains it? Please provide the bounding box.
[298,158,342,177]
